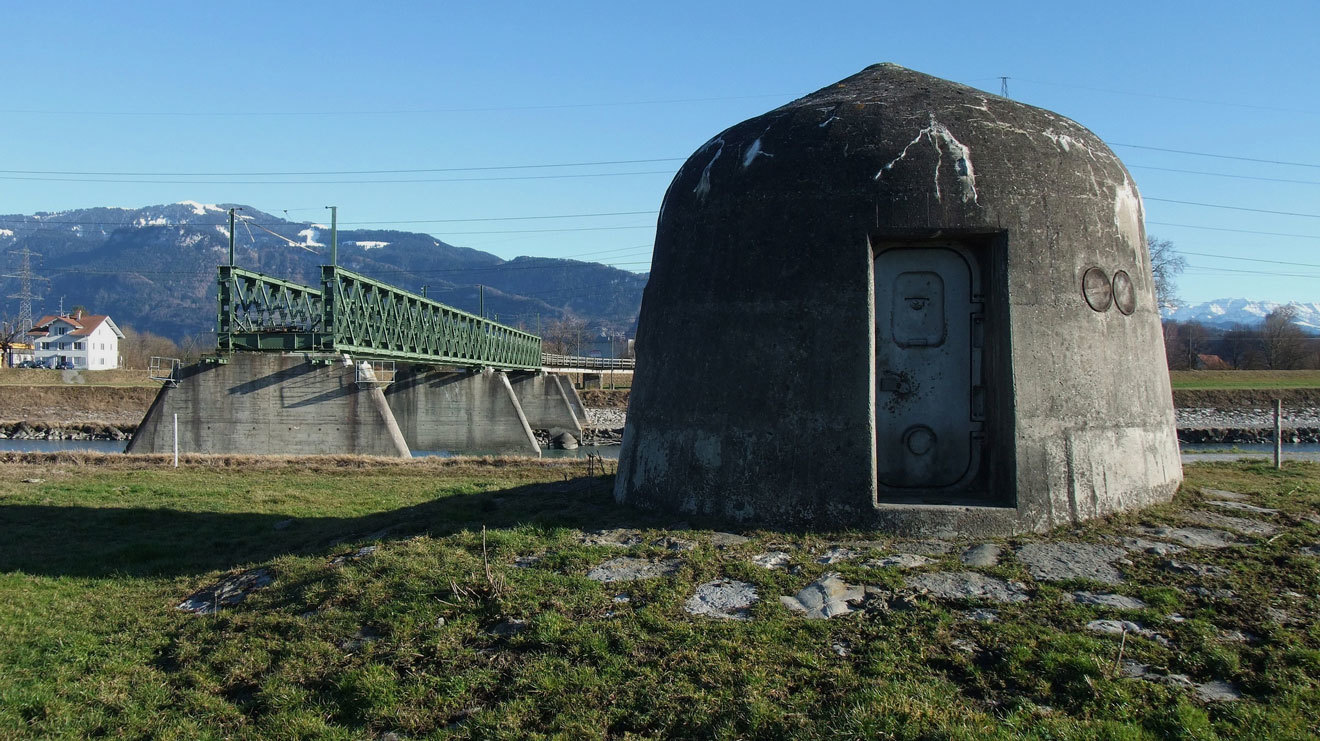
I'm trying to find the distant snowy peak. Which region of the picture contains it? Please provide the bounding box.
[1164,299,1320,331]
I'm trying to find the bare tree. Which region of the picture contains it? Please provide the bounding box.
[542,316,589,356]
[118,326,182,369]
[0,314,28,367]
[1258,306,1309,370]
[1148,235,1186,310]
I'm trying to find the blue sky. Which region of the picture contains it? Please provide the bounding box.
[2,0,1317,305]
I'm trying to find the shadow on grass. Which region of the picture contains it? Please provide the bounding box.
[0,477,676,579]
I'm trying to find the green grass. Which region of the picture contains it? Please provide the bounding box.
[1,457,1318,738]
[1170,370,1320,391]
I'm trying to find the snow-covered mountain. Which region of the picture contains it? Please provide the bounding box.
[0,202,647,341]
[1163,299,1320,332]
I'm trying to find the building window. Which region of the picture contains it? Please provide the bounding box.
[75,342,85,350]
[57,327,67,335]
[59,342,68,350]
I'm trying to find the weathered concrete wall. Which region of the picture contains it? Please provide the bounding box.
[127,353,410,457]
[385,367,538,455]
[616,63,1181,534]
[557,375,588,424]
[508,371,582,436]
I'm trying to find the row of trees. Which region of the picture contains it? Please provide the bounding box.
[1164,307,1320,370]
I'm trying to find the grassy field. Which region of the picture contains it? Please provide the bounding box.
[1170,370,1320,391]
[0,367,162,388]
[1,455,1318,738]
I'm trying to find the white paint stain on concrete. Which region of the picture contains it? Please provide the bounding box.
[742,137,773,169]
[693,138,725,200]
[874,116,978,204]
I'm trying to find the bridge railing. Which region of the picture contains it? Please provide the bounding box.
[321,266,542,369]
[218,266,329,352]
[542,353,635,370]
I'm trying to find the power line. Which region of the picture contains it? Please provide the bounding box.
[1016,78,1320,117]
[0,93,792,118]
[1146,222,1320,241]
[1180,251,1320,270]
[1108,143,1320,169]
[0,209,658,228]
[1128,164,1320,186]
[0,159,685,177]
[1144,198,1320,219]
[0,169,675,185]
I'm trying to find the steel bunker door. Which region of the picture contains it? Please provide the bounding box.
[874,245,984,492]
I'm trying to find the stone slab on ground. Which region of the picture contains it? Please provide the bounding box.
[586,557,681,583]
[1016,543,1127,584]
[685,579,758,620]
[817,546,859,564]
[1066,591,1148,610]
[896,540,954,555]
[1182,510,1279,537]
[1085,619,1166,644]
[959,544,1001,568]
[1205,500,1278,515]
[1162,560,1233,578]
[1135,526,1243,549]
[707,532,751,548]
[752,551,792,569]
[1113,536,1186,556]
[1201,488,1249,501]
[780,573,864,619]
[866,554,934,569]
[1196,680,1243,703]
[579,529,644,548]
[178,568,274,614]
[905,571,1030,603]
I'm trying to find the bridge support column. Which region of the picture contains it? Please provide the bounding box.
[385,367,540,455]
[509,371,582,437]
[126,352,411,457]
[555,374,587,426]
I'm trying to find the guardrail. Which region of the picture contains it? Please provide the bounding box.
[541,353,635,370]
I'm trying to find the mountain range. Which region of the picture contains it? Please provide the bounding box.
[0,202,648,343]
[1162,299,1320,332]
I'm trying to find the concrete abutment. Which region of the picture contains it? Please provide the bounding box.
[129,353,578,457]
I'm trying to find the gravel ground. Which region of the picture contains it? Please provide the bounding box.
[585,407,626,429]
[1177,407,1320,429]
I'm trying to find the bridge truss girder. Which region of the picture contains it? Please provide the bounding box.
[217,264,541,369]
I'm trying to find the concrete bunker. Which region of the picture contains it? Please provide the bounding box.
[615,64,1181,535]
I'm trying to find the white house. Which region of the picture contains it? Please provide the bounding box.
[29,312,125,369]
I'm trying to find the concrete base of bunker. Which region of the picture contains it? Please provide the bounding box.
[127,352,411,458]
[614,64,1182,535]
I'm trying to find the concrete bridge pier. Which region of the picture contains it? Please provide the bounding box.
[127,352,411,457]
[509,371,583,440]
[384,366,540,455]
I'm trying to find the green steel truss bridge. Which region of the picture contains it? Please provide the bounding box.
[217,264,542,369]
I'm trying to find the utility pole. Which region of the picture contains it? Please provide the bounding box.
[3,247,47,332]
[420,285,428,298]
[227,207,243,267]
[1000,76,1010,99]
[326,206,338,268]
[478,284,484,319]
